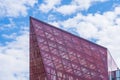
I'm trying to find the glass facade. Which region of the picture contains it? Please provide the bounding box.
[109,70,120,80]
[116,70,120,80]
[30,17,110,80]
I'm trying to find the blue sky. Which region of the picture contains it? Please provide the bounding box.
[0,0,120,80]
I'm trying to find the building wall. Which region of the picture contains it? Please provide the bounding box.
[30,17,109,80]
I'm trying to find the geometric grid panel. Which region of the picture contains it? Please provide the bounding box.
[30,19,47,80]
[30,17,109,80]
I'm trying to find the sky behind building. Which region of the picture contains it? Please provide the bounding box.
[0,0,120,80]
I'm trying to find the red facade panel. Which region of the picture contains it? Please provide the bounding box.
[30,17,109,80]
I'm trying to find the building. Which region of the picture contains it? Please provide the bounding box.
[30,17,118,80]
[110,69,120,80]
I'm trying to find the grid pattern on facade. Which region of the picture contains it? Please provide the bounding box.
[30,17,109,80]
[30,21,47,80]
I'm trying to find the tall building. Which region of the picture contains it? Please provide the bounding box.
[30,17,118,80]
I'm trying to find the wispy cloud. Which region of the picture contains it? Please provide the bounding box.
[0,0,37,17]
[0,18,15,30]
[39,0,61,13]
[2,33,17,39]
[55,0,107,15]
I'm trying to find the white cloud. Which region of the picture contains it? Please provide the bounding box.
[57,6,120,68]
[49,21,60,28]
[0,0,37,17]
[55,5,77,15]
[0,27,29,80]
[114,6,120,15]
[39,0,107,15]
[55,0,107,15]
[39,0,61,13]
